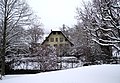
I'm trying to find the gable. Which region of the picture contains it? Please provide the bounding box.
[41,31,74,46]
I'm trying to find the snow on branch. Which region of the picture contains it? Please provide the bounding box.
[91,22,114,32]
[112,4,120,9]
[103,16,112,21]
[93,38,120,51]
[113,45,120,51]
[104,34,120,41]
[99,27,113,32]
[92,39,114,46]
[99,38,120,43]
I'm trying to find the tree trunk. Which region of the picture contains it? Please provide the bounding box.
[1,0,7,76]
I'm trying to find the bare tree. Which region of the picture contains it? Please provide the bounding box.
[69,23,101,64]
[76,0,120,64]
[26,16,44,44]
[0,0,32,76]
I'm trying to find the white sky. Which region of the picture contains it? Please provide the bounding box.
[27,0,81,33]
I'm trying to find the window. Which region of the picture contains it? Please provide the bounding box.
[46,39,49,41]
[54,44,57,47]
[65,44,69,47]
[59,44,63,47]
[53,32,56,35]
[60,38,64,42]
[65,38,67,41]
[50,38,54,42]
[46,44,50,46]
[58,32,60,34]
[56,38,58,42]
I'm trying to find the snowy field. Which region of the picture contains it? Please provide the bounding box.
[1,64,120,83]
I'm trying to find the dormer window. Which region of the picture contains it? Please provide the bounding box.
[53,32,56,35]
[58,32,60,34]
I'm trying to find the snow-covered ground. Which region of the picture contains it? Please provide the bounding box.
[1,64,120,83]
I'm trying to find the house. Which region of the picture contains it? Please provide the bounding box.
[42,31,79,69]
[41,30,73,47]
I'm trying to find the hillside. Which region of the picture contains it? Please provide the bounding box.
[1,64,120,83]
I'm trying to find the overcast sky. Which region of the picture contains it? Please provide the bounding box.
[27,0,82,33]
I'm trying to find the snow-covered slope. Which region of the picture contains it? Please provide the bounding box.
[1,64,120,83]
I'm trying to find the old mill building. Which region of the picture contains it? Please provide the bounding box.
[41,30,74,47]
